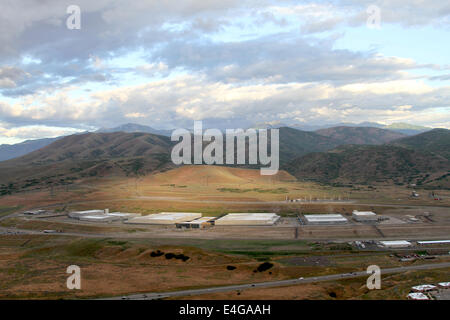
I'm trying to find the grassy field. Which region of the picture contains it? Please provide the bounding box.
[178,267,450,300]
[0,165,447,217]
[0,234,449,299]
[0,165,448,299]
[0,205,21,218]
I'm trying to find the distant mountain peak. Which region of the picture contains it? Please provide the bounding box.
[96,123,172,136]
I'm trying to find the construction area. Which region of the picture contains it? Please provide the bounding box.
[214,213,281,226]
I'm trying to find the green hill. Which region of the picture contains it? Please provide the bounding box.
[390,128,450,160]
[0,132,175,195]
[284,144,450,188]
[315,126,406,145]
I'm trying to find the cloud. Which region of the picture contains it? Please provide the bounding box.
[0,0,449,141]
[153,35,422,85]
[1,75,449,130]
[0,124,84,140]
[0,66,30,88]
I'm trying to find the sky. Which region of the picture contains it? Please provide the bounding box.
[0,0,450,144]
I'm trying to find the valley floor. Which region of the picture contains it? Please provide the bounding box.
[0,166,448,300]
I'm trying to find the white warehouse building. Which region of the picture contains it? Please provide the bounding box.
[69,209,140,223]
[125,212,202,225]
[379,240,412,248]
[352,210,378,222]
[303,214,348,225]
[214,213,280,226]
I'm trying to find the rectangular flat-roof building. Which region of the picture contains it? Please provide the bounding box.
[303,214,348,225]
[438,282,450,289]
[126,212,202,225]
[352,210,378,222]
[379,240,412,248]
[411,284,437,292]
[214,213,280,226]
[79,215,122,223]
[417,240,450,245]
[69,209,140,222]
[407,293,429,300]
[69,209,105,219]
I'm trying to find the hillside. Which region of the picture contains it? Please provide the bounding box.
[289,122,432,135]
[278,127,342,164]
[147,165,296,185]
[383,123,431,136]
[315,126,406,145]
[390,128,450,160]
[284,145,450,188]
[0,137,60,161]
[0,132,175,195]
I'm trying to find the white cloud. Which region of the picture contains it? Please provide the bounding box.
[0,0,449,140]
[0,124,84,140]
[1,75,449,130]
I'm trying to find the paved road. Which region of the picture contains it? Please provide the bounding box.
[105,262,450,300]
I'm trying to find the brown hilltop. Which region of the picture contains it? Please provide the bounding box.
[0,132,175,194]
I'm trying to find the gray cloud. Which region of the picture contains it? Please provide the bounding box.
[153,34,422,85]
[0,0,449,140]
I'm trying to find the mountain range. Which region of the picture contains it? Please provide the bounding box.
[0,137,61,162]
[96,123,173,136]
[0,122,434,162]
[0,126,449,195]
[283,129,450,188]
[251,121,431,135]
[0,132,174,195]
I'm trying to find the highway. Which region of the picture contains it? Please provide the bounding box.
[106,261,450,300]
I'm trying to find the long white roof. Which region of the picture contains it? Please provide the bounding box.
[417,240,450,244]
[412,284,437,291]
[72,210,104,214]
[380,240,412,246]
[219,213,278,221]
[106,212,139,217]
[304,214,347,222]
[407,293,429,300]
[81,215,111,220]
[142,212,201,220]
[352,210,376,216]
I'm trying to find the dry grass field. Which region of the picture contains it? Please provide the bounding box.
[180,267,450,300]
[0,165,448,215]
[1,234,448,300]
[0,165,448,299]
